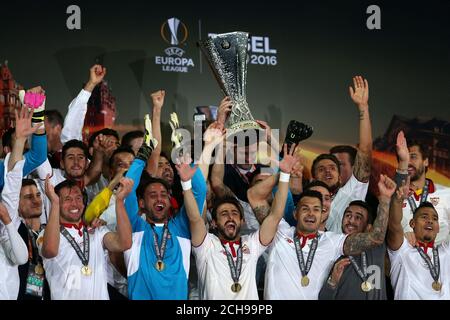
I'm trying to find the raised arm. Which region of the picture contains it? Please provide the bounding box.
[247,173,277,224]
[85,170,124,224]
[124,120,157,230]
[210,139,235,198]
[3,107,36,229]
[41,176,60,259]
[8,107,40,172]
[217,96,232,126]
[84,134,117,186]
[1,153,25,230]
[259,144,299,246]
[198,121,226,182]
[387,131,410,250]
[103,178,133,252]
[0,202,28,265]
[289,160,304,196]
[343,175,396,256]
[61,64,106,143]
[176,161,207,247]
[349,76,372,183]
[146,90,164,176]
[19,86,47,175]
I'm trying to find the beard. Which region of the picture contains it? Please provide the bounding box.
[328,182,340,194]
[409,164,426,182]
[145,209,168,223]
[217,223,241,241]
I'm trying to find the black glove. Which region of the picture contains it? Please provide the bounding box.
[284,120,313,147]
[136,144,153,162]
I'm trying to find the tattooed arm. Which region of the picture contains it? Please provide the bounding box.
[353,150,371,183]
[210,142,235,198]
[247,174,278,224]
[252,205,271,225]
[343,175,396,256]
[349,76,372,183]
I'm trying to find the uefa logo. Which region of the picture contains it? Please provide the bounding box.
[160,17,188,46]
[155,17,195,73]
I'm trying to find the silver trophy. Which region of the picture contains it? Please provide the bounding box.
[199,32,260,135]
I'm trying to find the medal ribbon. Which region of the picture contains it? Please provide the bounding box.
[407,180,430,212]
[222,242,243,284]
[294,235,319,278]
[151,223,170,262]
[416,246,440,283]
[60,225,89,267]
[26,226,42,265]
[349,251,369,282]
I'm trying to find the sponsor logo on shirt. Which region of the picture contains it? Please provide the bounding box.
[430,197,440,206]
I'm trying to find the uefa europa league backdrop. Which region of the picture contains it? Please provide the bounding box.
[2,0,449,186]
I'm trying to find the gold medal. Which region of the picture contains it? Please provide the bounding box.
[34,263,44,275]
[155,260,165,271]
[231,283,242,293]
[432,281,442,291]
[36,237,44,246]
[81,265,92,276]
[301,276,310,287]
[361,281,372,292]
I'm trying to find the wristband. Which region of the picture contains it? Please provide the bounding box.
[327,276,337,289]
[279,172,290,182]
[396,168,408,175]
[181,179,192,191]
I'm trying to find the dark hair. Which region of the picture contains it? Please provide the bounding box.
[347,200,374,225]
[211,196,244,221]
[413,201,438,217]
[329,145,357,166]
[137,174,171,200]
[109,146,135,168]
[311,154,341,178]
[1,127,15,149]
[62,139,89,160]
[21,178,37,188]
[296,190,323,208]
[44,110,64,127]
[304,180,332,193]
[408,139,430,161]
[54,179,87,205]
[121,130,144,148]
[159,152,171,163]
[88,128,120,149]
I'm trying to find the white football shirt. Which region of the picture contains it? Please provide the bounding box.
[389,237,450,300]
[193,231,267,300]
[265,219,347,300]
[38,225,110,300]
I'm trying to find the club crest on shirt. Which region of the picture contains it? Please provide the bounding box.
[242,244,250,254]
[402,201,407,208]
[430,197,440,207]
[285,237,294,244]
